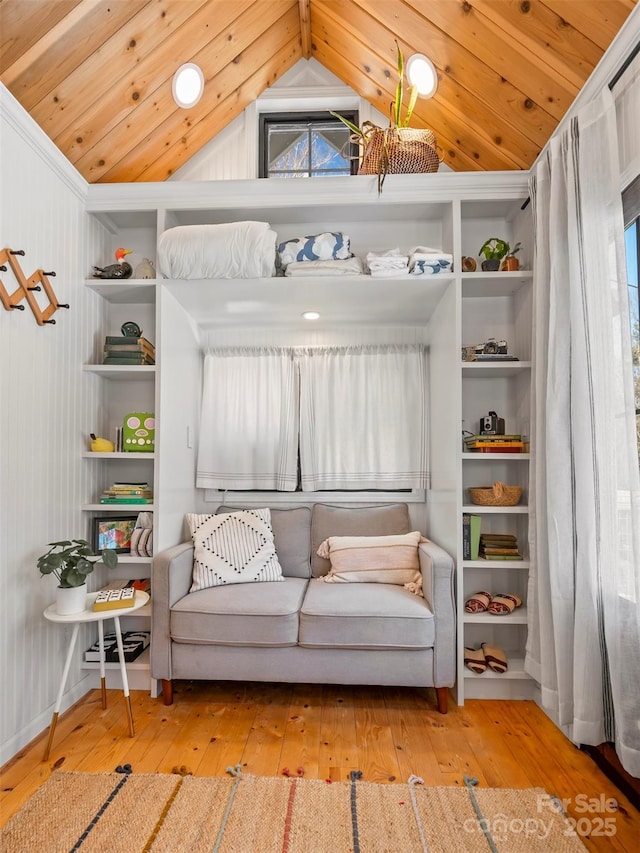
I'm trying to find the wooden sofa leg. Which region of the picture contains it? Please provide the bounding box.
[161,679,174,705]
[435,687,448,714]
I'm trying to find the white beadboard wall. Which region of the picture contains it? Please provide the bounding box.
[0,86,108,765]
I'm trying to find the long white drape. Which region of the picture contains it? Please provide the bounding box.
[297,345,428,490]
[196,348,299,491]
[526,88,640,776]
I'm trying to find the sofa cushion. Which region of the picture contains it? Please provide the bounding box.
[187,509,283,591]
[171,577,308,647]
[218,505,311,578]
[299,579,434,650]
[311,503,411,577]
[317,532,423,592]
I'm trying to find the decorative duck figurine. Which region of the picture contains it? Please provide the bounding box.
[93,248,133,279]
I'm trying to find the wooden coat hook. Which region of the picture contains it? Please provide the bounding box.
[0,248,69,325]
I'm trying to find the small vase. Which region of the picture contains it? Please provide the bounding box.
[481,259,500,272]
[56,584,87,615]
[502,256,520,271]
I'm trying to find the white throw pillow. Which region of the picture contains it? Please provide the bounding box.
[187,508,284,591]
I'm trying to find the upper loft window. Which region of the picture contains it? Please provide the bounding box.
[259,111,359,179]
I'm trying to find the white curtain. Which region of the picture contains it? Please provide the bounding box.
[526,88,640,776]
[297,345,428,490]
[196,348,299,491]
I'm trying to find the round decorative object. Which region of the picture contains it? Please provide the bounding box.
[462,256,477,272]
[469,483,522,506]
[121,321,142,338]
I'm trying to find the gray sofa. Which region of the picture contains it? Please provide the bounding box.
[151,503,456,712]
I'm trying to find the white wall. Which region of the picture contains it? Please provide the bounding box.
[0,86,107,764]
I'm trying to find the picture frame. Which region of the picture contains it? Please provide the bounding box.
[93,515,139,554]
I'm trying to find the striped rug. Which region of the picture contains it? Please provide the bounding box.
[1,765,586,852]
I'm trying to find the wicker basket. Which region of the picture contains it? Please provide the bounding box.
[469,482,522,506]
[358,126,441,176]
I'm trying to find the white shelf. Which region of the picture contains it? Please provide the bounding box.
[97,555,152,565]
[461,271,533,298]
[163,274,454,328]
[462,362,531,378]
[83,364,155,380]
[85,280,156,303]
[462,452,530,461]
[82,451,155,459]
[463,560,530,569]
[462,505,528,514]
[82,504,155,511]
[464,607,528,625]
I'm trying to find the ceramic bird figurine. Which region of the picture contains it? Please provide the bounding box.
[93,248,133,279]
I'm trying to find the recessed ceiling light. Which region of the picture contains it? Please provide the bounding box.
[406,54,438,98]
[302,311,320,320]
[172,63,204,109]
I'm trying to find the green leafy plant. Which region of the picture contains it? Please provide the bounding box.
[37,539,118,588]
[479,238,511,261]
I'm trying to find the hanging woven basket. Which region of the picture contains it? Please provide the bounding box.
[357,123,442,190]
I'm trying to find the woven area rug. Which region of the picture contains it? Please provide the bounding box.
[1,766,586,852]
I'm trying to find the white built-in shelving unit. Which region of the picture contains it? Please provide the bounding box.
[83,172,534,700]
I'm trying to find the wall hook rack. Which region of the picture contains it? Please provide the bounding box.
[0,247,69,325]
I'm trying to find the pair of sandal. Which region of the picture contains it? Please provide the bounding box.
[464,644,508,674]
[464,591,522,615]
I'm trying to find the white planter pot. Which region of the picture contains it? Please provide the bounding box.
[55,584,87,615]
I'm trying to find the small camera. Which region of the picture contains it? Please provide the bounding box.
[475,338,508,356]
[480,410,505,435]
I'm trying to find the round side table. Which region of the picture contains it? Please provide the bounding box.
[42,589,150,761]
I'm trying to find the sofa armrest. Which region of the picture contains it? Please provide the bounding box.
[150,542,193,681]
[418,541,456,688]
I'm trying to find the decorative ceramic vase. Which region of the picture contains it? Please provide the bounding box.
[55,584,87,615]
[502,256,520,271]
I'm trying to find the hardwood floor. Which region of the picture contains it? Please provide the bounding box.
[1,682,639,851]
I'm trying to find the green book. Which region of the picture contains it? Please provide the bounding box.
[462,514,482,560]
[99,497,153,504]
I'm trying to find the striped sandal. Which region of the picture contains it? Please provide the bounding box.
[487,593,522,615]
[481,644,508,673]
[464,591,492,613]
[464,647,487,674]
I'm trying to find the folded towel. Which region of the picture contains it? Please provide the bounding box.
[366,248,409,274]
[278,232,352,267]
[370,268,412,278]
[408,246,453,275]
[285,257,364,276]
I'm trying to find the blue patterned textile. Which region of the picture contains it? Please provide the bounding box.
[277,232,352,267]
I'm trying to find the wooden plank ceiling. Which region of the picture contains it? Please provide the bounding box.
[1,0,636,182]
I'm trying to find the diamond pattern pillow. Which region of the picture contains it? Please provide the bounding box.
[187,508,284,591]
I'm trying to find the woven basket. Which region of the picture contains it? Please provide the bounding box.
[358,125,441,187]
[469,482,522,506]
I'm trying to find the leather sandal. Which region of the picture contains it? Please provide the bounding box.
[464,591,492,613]
[464,647,487,674]
[481,643,508,673]
[487,593,522,615]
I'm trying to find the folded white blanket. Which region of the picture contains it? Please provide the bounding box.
[285,257,364,277]
[370,268,412,278]
[158,222,277,279]
[366,248,409,274]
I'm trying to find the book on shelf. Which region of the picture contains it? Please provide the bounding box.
[466,445,524,453]
[85,630,150,663]
[84,632,118,661]
[471,354,520,361]
[92,587,137,611]
[462,513,481,560]
[465,434,522,442]
[480,553,524,561]
[105,336,155,348]
[480,546,522,555]
[99,496,153,504]
[102,355,155,365]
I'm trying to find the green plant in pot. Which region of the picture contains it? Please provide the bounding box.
[332,42,440,193]
[478,238,510,272]
[38,539,118,615]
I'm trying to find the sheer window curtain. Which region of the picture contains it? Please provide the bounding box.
[196,348,299,491]
[526,88,640,776]
[297,345,429,490]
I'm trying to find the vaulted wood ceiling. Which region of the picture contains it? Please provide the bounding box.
[1,0,636,182]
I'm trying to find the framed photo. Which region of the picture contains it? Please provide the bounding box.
[93,515,139,554]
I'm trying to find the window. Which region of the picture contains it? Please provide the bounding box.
[259,111,359,178]
[623,175,640,458]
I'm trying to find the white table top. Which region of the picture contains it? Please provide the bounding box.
[43,590,149,623]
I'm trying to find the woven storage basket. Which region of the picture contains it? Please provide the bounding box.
[358,126,441,176]
[469,482,522,506]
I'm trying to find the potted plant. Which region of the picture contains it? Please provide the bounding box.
[38,539,118,615]
[332,42,440,192]
[502,242,522,271]
[478,238,510,272]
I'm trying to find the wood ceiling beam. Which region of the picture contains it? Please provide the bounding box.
[97,6,301,182]
[299,0,312,59]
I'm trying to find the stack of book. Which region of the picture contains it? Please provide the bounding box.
[84,630,150,663]
[100,481,153,504]
[103,335,155,365]
[479,533,522,560]
[464,434,524,453]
